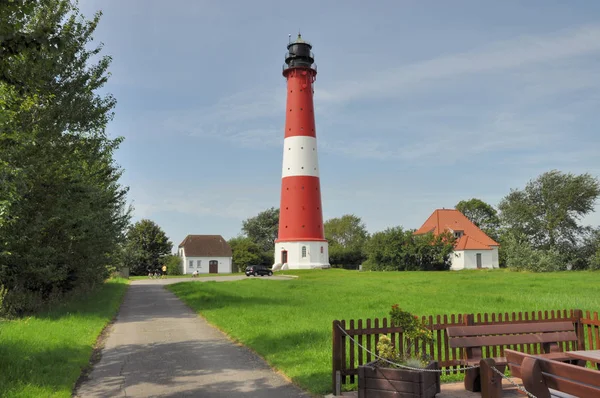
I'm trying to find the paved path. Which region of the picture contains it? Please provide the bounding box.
[75,276,310,398]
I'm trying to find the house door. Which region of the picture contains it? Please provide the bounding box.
[281,250,288,264]
[476,253,482,269]
[209,260,218,274]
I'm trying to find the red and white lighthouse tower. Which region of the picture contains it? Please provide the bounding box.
[273,34,329,270]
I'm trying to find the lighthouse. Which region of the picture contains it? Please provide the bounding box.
[273,33,329,270]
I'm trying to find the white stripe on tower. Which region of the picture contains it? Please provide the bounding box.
[281,136,320,178]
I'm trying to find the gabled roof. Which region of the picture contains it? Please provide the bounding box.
[414,209,499,250]
[178,235,232,257]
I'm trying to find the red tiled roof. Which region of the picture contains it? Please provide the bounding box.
[414,209,499,250]
[178,235,232,257]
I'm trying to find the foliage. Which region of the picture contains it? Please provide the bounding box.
[123,219,172,275]
[163,254,183,275]
[455,198,500,239]
[241,207,279,253]
[0,0,130,314]
[168,269,600,395]
[324,214,369,268]
[501,231,564,272]
[229,236,265,272]
[498,170,600,255]
[363,227,455,271]
[375,304,434,368]
[0,284,7,318]
[0,278,128,397]
[588,246,600,271]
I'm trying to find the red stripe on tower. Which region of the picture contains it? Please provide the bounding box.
[273,34,329,270]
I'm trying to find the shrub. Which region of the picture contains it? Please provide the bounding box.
[164,255,183,275]
[0,284,7,317]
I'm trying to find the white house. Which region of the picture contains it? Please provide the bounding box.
[178,235,233,274]
[414,209,500,270]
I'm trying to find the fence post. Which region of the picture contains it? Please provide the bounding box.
[332,320,342,395]
[573,309,585,350]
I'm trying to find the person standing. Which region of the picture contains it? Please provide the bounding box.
[161,264,167,278]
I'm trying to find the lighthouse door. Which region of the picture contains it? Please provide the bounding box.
[281,250,288,264]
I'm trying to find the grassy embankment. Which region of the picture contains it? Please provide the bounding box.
[167,269,600,395]
[0,278,129,398]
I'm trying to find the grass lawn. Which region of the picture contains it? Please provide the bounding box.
[129,272,245,280]
[167,268,600,395]
[0,278,129,398]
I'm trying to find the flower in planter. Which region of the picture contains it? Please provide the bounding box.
[375,304,434,368]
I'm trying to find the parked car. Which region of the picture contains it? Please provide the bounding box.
[245,265,273,277]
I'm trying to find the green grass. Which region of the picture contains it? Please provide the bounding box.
[167,268,600,395]
[129,272,245,280]
[0,278,129,398]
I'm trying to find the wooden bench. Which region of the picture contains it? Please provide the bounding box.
[446,321,579,394]
[505,349,600,398]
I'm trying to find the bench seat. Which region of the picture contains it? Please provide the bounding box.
[446,321,580,395]
[505,349,600,398]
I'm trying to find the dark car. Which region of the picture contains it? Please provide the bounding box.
[245,265,273,277]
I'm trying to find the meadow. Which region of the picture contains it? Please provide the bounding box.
[167,269,600,395]
[0,278,129,398]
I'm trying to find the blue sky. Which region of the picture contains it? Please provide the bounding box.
[79,0,600,249]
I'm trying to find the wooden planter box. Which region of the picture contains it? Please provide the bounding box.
[358,360,440,398]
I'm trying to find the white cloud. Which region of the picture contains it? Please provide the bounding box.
[319,24,600,104]
[156,24,600,166]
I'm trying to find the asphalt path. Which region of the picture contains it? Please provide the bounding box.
[74,275,310,398]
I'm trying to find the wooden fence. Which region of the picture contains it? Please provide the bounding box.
[332,309,600,394]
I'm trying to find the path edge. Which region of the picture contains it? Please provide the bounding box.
[71,281,131,397]
[163,283,321,398]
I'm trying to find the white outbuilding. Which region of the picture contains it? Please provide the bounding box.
[414,209,500,270]
[178,235,233,274]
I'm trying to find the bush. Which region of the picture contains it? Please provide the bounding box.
[0,284,7,318]
[503,231,564,272]
[164,255,183,275]
[589,247,600,270]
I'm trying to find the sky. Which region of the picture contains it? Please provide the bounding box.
[79,0,600,249]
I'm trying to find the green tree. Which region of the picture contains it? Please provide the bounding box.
[324,214,369,268]
[241,207,279,252]
[124,220,172,275]
[163,254,183,276]
[228,236,264,272]
[362,227,454,271]
[363,227,412,271]
[455,198,500,239]
[501,231,563,272]
[498,170,600,259]
[0,1,130,314]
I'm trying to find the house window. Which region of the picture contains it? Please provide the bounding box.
[189,260,194,268]
[454,231,463,238]
[197,260,201,268]
[302,246,307,258]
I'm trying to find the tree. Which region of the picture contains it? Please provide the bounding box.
[228,236,264,272]
[0,1,130,314]
[324,214,369,268]
[501,231,563,272]
[498,170,600,256]
[124,220,172,275]
[241,207,279,252]
[362,227,455,271]
[455,198,500,239]
[163,254,182,276]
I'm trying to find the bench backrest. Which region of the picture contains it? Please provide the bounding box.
[447,321,577,360]
[505,349,600,398]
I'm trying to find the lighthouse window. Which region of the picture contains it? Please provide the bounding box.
[302,246,307,258]
[321,246,324,254]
